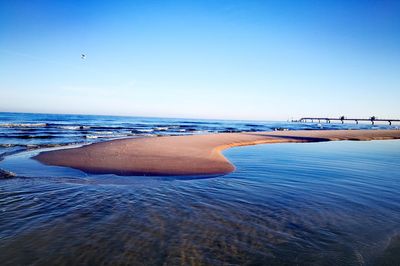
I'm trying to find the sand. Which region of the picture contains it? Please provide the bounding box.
[34,130,400,176]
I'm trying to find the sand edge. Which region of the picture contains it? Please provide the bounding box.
[34,130,400,176]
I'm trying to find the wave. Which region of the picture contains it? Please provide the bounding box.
[93,131,114,135]
[1,135,57,139]
[90,126,126,130]
[0,169,16,178]
[0,144,19,147]
[0,123,47,128]
[0,143,73,149]
[85,135,99,139]
[85,134,128,139]
[58,126,91,130]
[245,124,264,127]
[273,128,290,131]
[177,125,195,128]
[155,127,169,131]
[132,129,154,133]
[179,127,197,131]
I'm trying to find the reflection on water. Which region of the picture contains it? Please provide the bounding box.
[1,140,400,265]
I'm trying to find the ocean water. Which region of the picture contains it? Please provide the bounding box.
[0,112,397,160]
[1,112,400,265]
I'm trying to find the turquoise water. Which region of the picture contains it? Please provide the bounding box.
[1,140,399,265]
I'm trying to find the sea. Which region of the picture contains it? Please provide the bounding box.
[0,112,397,160]
[0,112,399,265]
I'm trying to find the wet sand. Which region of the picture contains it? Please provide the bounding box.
[34,130,400,176]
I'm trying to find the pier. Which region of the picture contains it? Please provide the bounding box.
[296,116,400,125]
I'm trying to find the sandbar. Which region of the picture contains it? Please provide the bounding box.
[34,130,400,176]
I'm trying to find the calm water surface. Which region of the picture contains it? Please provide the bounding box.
[1,140,400,265]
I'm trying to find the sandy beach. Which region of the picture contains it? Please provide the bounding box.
[33,129,400,176]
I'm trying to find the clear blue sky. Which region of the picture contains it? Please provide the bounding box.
[1,0,399,120]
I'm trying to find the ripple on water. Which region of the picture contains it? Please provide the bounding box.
[0,140,400,265]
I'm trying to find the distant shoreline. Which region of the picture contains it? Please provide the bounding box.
[34,129,400,176]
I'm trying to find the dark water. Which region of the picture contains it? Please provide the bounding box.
[1,112,398,160]
[1,139,400,265]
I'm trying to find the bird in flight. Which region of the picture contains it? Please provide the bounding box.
[81,54,86,59]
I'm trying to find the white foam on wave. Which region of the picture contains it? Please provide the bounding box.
[58,126,91,130]
[93,131,114,135]
[0,144,18,147]
[0,123,47,128]
[85,134,128,139]
[59,126,80,130]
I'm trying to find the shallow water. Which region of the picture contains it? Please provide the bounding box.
[1,140,400,265]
